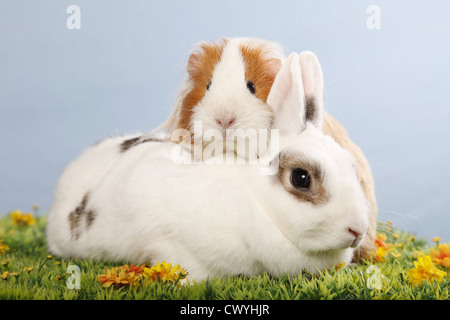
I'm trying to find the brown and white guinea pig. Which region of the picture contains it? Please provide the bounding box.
[148,37,284,153]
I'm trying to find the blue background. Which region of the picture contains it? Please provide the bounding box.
[1,0,449,243]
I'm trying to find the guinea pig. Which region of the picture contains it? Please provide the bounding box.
[148,37,285,158]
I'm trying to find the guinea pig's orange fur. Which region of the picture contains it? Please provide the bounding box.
[241,43,282,104]
[178,39,227,132]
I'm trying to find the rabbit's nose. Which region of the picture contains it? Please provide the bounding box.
[348,228,361,239]
[348,226,366,248]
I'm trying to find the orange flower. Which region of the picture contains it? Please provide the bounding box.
[375,233,389,249]
[128,263,145,275]
[98,264,145,288]
[371,233,390,262]
[407,255,447,287]
[430,243,450,269]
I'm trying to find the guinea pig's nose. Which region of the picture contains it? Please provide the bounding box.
[216,117,236,129]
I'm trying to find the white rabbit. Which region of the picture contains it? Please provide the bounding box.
[46,52,370,281]
[143,37,377,259]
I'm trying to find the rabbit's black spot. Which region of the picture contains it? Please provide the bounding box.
[206,82,211,91]
[291,168,311,190]
[68,193,89,240]
[68,192,97,240]
[305,96,317,122]
[120,137,141,152]
[246,81,256,94]
[86,209,97,228]
[120,135,164,153]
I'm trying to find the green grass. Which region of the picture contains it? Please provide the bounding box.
[0,214,448,300]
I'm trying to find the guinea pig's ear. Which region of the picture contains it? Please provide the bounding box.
[187,52,201,77]
[299,51,324,129]
[266,52,306,136]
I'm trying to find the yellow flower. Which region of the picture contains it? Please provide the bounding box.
[23,267,34,273]
[334,262,346,271]
[55,273,66,281]
[393,243,404,249]
[0,240,10,256]
[413,250,425,258]
[10,210,36,227]
[390,251,402,259]
[1,271,9,280]
[143,261,187,284]
[1,259,10,267]
[407,255,447,287]
[98,264,144,288]
[432,237,441,244]
[430,243,450,269]
[373,246,388,262]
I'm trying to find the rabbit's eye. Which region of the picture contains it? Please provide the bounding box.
[246,81,256,94]
[291,168,311,190]
[206,82,211,91]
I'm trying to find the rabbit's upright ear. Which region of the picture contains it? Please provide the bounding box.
[299,51,324,129]
[266,52,306,136]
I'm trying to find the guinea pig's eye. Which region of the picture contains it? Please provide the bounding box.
[206,82,211,91]
[291,168,311,190]
[246,81,256,94]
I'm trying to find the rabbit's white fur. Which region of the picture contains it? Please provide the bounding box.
[47,52,370,280]
[46,135,141,251]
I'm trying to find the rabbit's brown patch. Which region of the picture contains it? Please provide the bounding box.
[276,154,328,206]
[178,39,227,132]
[240,43,282,103]
[68,193,96,240]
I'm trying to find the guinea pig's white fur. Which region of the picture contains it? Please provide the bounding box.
[46,52,370,281]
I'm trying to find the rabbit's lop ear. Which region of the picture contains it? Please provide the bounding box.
[267,52,306,136]
[299,51,324,128]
